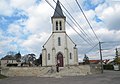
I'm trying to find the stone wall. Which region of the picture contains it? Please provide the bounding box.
[1,65,101,77]
[1,67,51,77]
[90,64,101,74]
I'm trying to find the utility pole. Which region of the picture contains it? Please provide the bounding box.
[115,48,118,58]
[99,42,103,73]
[115,48,119,65]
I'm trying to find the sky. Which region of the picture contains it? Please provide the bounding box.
[0,0,120,61]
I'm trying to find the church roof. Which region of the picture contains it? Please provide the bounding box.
[52,0,65,18]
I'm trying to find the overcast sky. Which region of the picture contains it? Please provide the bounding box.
[0,0,120,61]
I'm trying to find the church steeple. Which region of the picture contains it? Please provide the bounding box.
[51,0,66,33]
[52,0,65,18]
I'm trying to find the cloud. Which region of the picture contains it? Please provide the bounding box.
[7,24,23,37]
[95,2,120,30]
[0,0,13,16]
[0,35,18,57]
[0,0,53,57]
[10,0,36,10]
[21,32,50,57]
[98,28,120,41]
[24,0,53,34]
[91,0,105,5]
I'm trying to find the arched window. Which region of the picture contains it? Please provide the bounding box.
[48,53,50,60]
[59,21,62,30]
[70,53,72,59]
[58,37,61,46]
[56,21,58,30]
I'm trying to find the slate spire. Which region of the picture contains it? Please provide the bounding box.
[52,0,65,18]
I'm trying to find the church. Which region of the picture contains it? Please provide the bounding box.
[42,0,78,67]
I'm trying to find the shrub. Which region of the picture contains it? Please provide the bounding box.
[7,64,18,67]
[103,65,114,70]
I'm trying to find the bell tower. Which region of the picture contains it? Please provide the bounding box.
[51,0,66,33]
[42,0,78,67]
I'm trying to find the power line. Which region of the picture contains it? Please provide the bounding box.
[85,43,99,54]
[64,0,75,13]
[50,0,93,46]
[55,0,95,44]
[103,55,115,57]
[45,0,93,47]
[75,0,100,42]
[101,48,115,51]
[102,41,120,44]
[66,19,93,47]
[64,0,96,44]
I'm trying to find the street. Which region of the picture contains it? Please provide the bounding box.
[0,70,120,84]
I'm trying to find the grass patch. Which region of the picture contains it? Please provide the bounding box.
[0,74,7,79]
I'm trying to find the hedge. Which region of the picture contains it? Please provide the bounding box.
[7,64,18,67]
[103,65,114,70]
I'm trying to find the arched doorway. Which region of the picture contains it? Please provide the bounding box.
[57,52,64,67]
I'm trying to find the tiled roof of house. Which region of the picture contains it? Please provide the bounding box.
[89,60,101,64]
[89,59,110,64]
[1,55,16,60]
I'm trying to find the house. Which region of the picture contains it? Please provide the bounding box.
[1,55,18,67]
[0,59,1,67]
[89,59,110,64]
[42,0,78,67]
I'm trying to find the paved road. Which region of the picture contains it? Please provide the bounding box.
[0,70,120,84]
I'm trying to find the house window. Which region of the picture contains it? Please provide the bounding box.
[70,53,72,59]
[7,60,9,63]
[59,21,62,30]
[58,37,61,46]
[48,54,50,60]
[56,21,58,30]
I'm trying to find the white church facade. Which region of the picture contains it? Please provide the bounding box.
[42,0,78,67]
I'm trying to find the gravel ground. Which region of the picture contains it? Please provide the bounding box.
[0,70,120,84]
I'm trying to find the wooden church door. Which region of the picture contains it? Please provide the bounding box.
[57,53,64,67]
